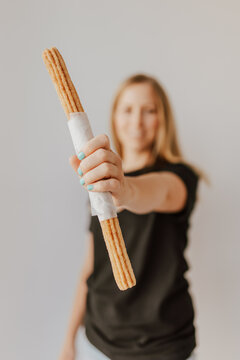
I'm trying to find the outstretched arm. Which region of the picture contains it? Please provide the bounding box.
[123,171,187,214]
[69,134,187,215]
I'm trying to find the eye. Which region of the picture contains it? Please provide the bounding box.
[145,108,157,114]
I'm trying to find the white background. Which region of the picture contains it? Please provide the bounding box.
[0,1,239,359]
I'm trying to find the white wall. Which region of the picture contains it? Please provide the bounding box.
[0,1,239,359]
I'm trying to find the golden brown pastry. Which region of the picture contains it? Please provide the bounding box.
[42,47,136,290]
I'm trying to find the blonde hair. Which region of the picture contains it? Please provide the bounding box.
[110,73,209,184]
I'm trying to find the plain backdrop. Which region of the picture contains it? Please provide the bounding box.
[0,1,239,359]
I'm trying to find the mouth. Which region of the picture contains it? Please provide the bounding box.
[129,133,143,139]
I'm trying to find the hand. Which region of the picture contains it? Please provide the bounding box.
[58,338,76,360]
[69,134,131,209]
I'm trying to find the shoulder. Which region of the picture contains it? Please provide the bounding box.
[155,159,200,220]
[156,158,199,188]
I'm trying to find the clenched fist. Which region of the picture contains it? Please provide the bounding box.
[69,134,131,210]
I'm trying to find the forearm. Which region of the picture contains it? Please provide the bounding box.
[64,274,88,343]
[122,173,169,214]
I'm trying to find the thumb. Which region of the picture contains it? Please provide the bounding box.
[69,155,80,173]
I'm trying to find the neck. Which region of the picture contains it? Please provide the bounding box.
[122,148,155,172]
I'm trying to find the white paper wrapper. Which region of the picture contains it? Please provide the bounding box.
[67,112,117,221]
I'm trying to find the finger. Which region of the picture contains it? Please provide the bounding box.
[82,178,120,195]
[79,148,122,175]
[81,162,120,186]
[76,134,110,160]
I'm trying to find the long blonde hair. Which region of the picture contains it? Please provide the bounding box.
[110,73,208,183]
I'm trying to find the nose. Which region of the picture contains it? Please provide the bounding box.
[131,109,143,128]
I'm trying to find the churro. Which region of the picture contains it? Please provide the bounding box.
[42,47,136,290]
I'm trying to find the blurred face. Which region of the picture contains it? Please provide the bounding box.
[114,83,160,155]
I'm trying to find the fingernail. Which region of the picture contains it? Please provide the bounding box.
[80,178,85,185]
[87,185,94,191]
[78,167,83,176]
[77,151,85,160]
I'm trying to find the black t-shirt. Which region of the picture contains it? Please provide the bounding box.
[83,156,199,360]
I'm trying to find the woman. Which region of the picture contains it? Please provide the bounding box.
[59,74,203,360]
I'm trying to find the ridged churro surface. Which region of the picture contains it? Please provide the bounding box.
[42,47,136,290]
[42,47,84,118]
[100,217,136,290]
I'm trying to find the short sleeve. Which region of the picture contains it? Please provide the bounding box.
[88,215,94,232]
[86,199,93,232]
[161,162,199,222]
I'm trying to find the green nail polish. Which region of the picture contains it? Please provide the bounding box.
[87,185,94,191]
[78,167,83,176]
[80,178,85,185]
[77,151,85,160]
